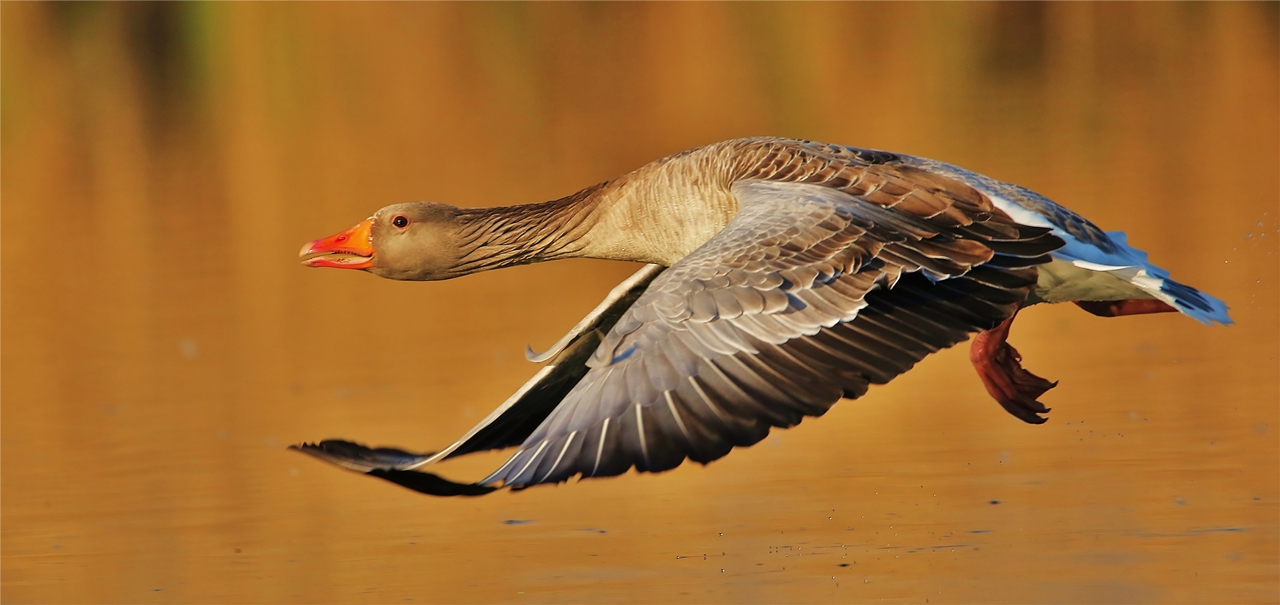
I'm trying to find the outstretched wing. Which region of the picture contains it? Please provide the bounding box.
[289,264,666,492]
[483,175,1062,489]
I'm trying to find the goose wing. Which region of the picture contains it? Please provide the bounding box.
[290,264,665,495]
[484,174,1062,489]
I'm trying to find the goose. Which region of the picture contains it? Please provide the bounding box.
[292,137,1231,497]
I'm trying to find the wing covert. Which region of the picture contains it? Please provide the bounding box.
[484,176,1062,489]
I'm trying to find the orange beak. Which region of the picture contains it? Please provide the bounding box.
[299,218,375,269]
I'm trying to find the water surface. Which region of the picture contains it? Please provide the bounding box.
[3,3,1277,602]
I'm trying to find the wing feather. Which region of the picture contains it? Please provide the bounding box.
[486,174,1062,488]
[292,140,1072,496]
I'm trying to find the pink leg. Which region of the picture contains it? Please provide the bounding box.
[970,310,1056,424]
[1074,299,1178,317]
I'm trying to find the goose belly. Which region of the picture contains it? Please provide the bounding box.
[1027,258,1152,305]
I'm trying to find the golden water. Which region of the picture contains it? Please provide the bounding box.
[3,3,1277,603]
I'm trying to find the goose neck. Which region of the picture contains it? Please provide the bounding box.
[449,187,604,275]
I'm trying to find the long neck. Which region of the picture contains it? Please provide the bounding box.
[448,183,607,276]
[443,142,743,276]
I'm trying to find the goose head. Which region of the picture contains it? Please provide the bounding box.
[299,202,465,281]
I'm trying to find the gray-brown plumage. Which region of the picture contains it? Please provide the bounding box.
[293,137,1229,496]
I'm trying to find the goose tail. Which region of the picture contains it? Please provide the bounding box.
[1067,231,1232,326]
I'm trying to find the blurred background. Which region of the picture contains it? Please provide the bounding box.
[3,2,1277,603]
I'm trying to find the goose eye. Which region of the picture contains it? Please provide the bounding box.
[392,215,409,229]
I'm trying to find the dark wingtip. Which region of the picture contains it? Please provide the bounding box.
[290,439,499,497]
[290,439,436,472]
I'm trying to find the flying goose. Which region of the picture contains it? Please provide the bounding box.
[292,137,1231,497]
